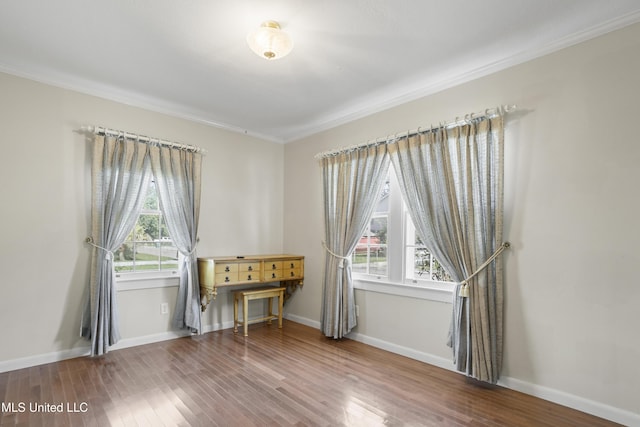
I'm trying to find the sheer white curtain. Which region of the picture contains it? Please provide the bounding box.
[81,135,152,356]
[320,144,389,338]
[150,146,202,333]
[388,115,505,383]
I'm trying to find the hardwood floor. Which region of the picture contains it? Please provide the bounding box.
[0,320,620,426]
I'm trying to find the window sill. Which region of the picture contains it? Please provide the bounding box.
[353,277,454,303]
[116,271,180,291]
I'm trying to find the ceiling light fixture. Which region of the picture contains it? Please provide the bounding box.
[246,20,293,60]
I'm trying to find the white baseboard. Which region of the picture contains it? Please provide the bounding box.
[201,320,235,334]
[0,327,208,374]
[109,330,193,351]
[347,330,457,373]
[283,312,320,329]
[498,376,640,427]
[0,347,90,374]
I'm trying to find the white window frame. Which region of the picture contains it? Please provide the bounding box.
[352,164,455,303]
[115,180,180,289]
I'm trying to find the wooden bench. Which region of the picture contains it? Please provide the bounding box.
[233,287,285,336]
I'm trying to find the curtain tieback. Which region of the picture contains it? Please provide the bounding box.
[85,237,114,261]
[321,241,350,268]
[183,239,200,258]
[458,242,511,298]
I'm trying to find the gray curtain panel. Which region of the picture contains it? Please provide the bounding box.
[320,144,390,338]
[150,145,202,333]
[388,116,505,383]
[82,135,152,356]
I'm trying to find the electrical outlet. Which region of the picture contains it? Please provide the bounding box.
[161,302,169,315]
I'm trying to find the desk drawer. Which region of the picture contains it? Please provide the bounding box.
[239,262,260,273]
[285,268,302,279]
[215,272,239,284]
[239,271,261,282]
[266,261,283,271]
[215,263,239,274]
[265,269,284,281]
[285,260,302,270]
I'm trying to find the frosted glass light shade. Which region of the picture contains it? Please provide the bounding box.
[247,21,293,60]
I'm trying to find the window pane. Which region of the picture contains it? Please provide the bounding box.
[160,242,179,271]
[159,216,171,241]
[136,242,161,271]
[144,181,159,210]
[413,246,431,278]
[138,214,160,241]
[374,175,390,214]
[368,244,387,276]
[371,217,387,244]
[431,258,452,282]
[352,244,368,274]
[114,242,134,272]
[369,216,387,275]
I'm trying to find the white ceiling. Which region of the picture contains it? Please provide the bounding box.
[1,1,640,143]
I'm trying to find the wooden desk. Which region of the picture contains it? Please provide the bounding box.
[233,287,285,336]
[197,254,304,311]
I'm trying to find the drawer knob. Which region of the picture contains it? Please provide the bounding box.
[248,266,253,271]
[272,273,276,279]
[290,263,294,268]
[248,274,252,280]
[272,264,276,269]
[225,276,230,282]
[225,266,230,272]
[290,271,294,277]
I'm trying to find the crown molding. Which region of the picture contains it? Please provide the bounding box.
[281,10,640,142]
[0,63,285,144]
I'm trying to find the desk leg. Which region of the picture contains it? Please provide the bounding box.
[243,294,249,337]
[233,294,239,334]
[278,289,284,329]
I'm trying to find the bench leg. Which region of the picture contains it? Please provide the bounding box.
[243,294,249,337]
[267,297,273,324]
[233,293,239,334]
[278,289,284,329]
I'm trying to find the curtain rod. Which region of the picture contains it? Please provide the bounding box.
[82,125,206,154]
[314,104,516,160]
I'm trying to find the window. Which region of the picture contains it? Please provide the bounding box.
[352,164,453,293]
[114,180,178,274]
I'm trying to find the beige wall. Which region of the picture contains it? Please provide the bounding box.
[283,23,640,422]
[0,72,284,362]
